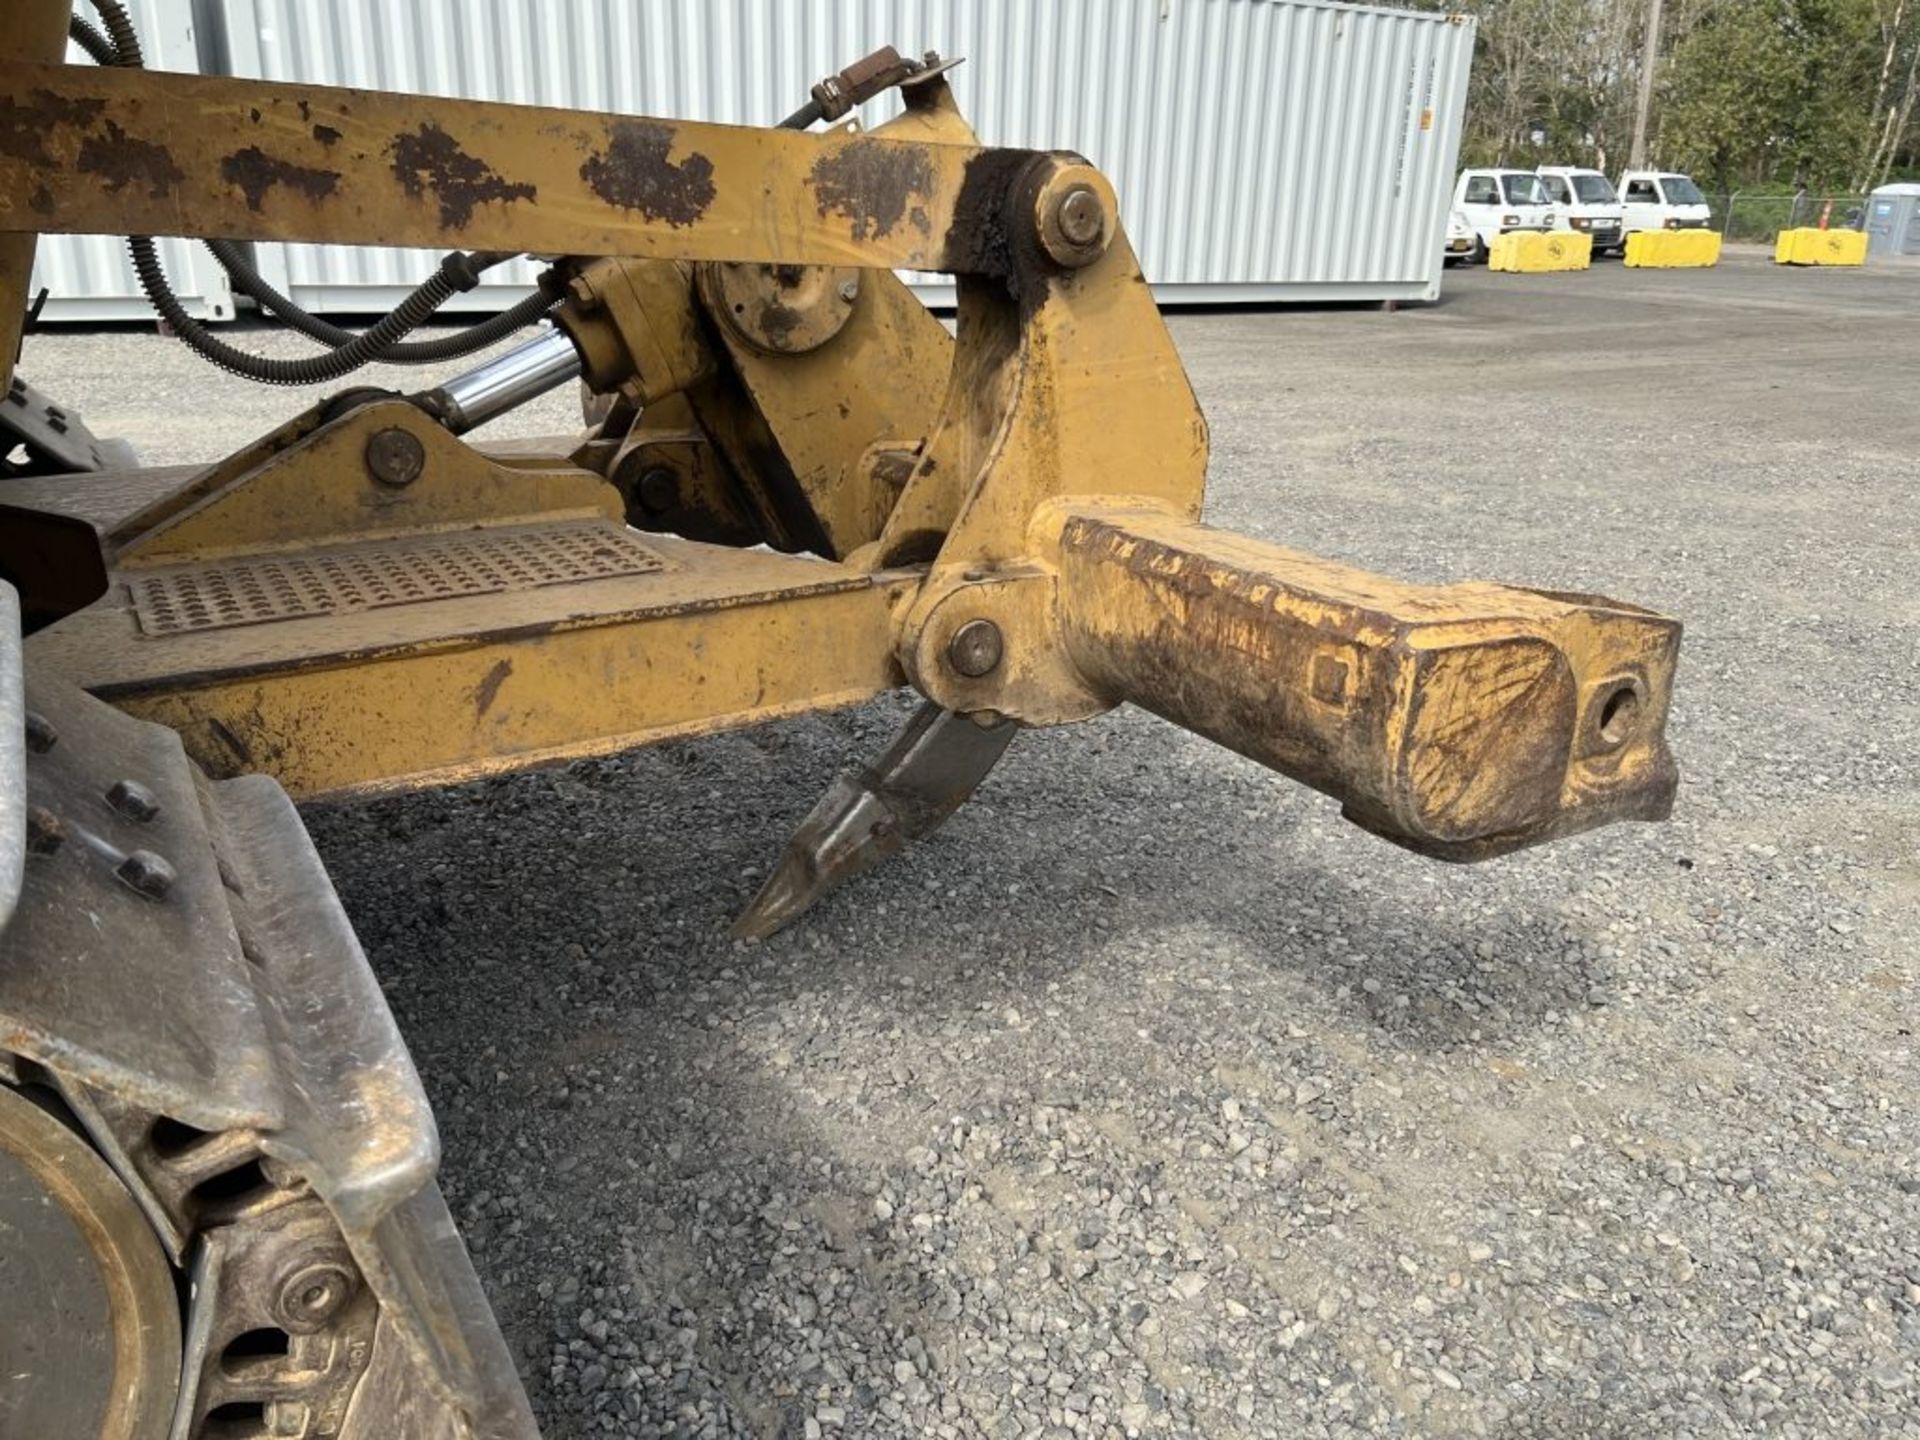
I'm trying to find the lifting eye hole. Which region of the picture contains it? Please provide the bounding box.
[1595,682,1642,749]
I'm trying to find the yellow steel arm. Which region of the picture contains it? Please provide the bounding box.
[0,59,1039,273]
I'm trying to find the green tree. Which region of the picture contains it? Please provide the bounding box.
[1656,0,1801,187]
[1437,0,1920,189]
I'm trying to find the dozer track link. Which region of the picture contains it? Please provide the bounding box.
[0,582,536,1440]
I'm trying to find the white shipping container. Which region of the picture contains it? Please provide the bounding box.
[32,0,234,324]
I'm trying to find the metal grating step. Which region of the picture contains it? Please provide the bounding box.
[127,522,669,637]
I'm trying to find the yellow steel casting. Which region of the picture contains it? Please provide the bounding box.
[687,256,954,558]
[110,399,619,564]
[559,259,715,408]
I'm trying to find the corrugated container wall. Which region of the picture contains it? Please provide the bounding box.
[35,0,1477,316]
[33,0,234,323]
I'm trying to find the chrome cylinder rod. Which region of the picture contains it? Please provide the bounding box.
[425,326,583,435]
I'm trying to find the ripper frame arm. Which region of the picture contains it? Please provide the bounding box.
[0,56,1094,277]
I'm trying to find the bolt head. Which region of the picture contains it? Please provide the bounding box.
[275,1259,361,1333]
[26,805,64,856]
[116,849,176,900]
[364,427,427,487]
[106,779,161,823]
[838,277,861,304]
[635,467,680,515]
[948,619,1005,678]
[24,711,56,754]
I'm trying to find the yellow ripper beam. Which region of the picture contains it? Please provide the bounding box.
[1050,506,1680,860]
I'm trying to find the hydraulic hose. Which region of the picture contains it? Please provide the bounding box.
[200,238,556,365]
[127,241,479,386]
[66,13,118,65]
[75,0,559,384]
[89,0,143,66]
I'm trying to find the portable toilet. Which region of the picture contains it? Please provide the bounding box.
[1865,183,1920,259]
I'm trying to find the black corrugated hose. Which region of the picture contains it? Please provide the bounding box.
[71,0,560,385]
[201,238,557,364]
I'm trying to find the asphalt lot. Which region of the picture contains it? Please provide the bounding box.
[23,251,1920,1438]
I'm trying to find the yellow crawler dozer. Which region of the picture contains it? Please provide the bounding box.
[0,7,1678,1437]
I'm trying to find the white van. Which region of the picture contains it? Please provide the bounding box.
[1616,171,1713,235]
[1452,169,1557,260]
[1537,167,1626,257]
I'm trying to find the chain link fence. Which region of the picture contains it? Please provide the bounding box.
[1707,193,1872,244]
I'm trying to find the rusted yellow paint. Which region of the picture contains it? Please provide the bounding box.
[113,401,620,564]
[0,59,1007,271]
[1045,504,1680,858]
[691,256,954,559]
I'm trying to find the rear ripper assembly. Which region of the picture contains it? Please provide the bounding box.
[0,7,1680,1437]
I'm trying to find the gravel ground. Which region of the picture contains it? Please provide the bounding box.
[23,253,1920,1438]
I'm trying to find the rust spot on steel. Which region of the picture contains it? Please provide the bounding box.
[388,122,536,229]
[578,120,716,228]
[0,89,107,166]
[807,139,934,242]
[221,146,341,211]
[473,659,512,718]
[311,123,342,147]
[77,120,185,201]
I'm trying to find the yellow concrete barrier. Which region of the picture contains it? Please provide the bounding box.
[1773,227,1868,265]
[1489,230,1592,272]
[1623,230,1723,267]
